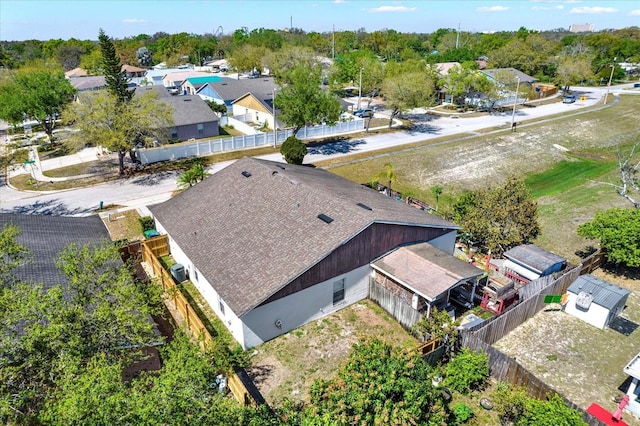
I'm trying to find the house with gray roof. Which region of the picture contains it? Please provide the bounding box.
[480,68,538,85]
[564,274,630,329]
[137,86,219,141]
[196,77,277,111]
[149,157,459,349]
[0,213,110,289]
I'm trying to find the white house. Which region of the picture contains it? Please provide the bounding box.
[564,274,630,330]
[149,158,459,349]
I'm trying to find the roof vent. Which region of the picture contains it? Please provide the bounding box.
[356,202,372,211]
[183,98,192,101]
[317,214,333,224]
[241,171,251,178]
[575,291,593,311]
[276,164,285,170]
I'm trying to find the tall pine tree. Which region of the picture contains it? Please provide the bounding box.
[98,29,133,103]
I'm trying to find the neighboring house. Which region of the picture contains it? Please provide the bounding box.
[162,71,211,90]
[434,62,461,77]
[2,213,111,290]
[480,68,538,86]
[198,77,277,112]
[231,92,280,129]
[569,23,595,33]
[65,67,88,78]
[180,75,229,96]
[371,242,485,318]
[122,64,147,78]
[149,157,459,349]
[68,75,107,92]
[564,274,630,330]
[138,86,219,141]
[500,244,567,285]
[130,66,194,86]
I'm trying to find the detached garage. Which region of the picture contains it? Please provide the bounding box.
[564,274,630,330]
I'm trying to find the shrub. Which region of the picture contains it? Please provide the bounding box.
[139,216,155,233]
[453,403,474,424]
[279,136,307,165]
[443,347,489,394]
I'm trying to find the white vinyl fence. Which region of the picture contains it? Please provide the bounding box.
[137,119,365,165]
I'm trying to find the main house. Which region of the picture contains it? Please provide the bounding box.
[149,158,459,349]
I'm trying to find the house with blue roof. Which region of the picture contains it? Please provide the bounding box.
[181,75,230,96]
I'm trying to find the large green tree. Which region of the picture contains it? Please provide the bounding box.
[578,207,640,267]
[0,66,76,142]
[63,89,172,175]
[275,64,342,134]
[381,71,436,128]
[307,337,446,425]
[453,175,540,254]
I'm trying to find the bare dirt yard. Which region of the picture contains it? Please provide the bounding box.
[494,268,640,425]
[245,299,418,406]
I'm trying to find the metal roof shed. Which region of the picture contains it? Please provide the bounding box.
[564,274,630,330]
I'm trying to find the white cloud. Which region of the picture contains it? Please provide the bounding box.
[366,5,417,13]
[121,18,147,24]
[476,6,509,12]
[570,6,618,14]
[531,5,563,11]
[333,0,345,3]
[631,9,640,16]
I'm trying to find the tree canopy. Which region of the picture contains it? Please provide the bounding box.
[279,135,307,165]
[578,207,640,267]
[308,337,446,425]
[275,64,342,134]
[453,175,540,254]
[63,89,172,175]
[381,70,436,127]
[99,29,133,104]
[0,66,76,141]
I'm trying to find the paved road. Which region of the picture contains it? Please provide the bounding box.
[1,83,638,216]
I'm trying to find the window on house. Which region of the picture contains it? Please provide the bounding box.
[197,123,204,135]
[333,278,345,305]
[218,295,225,316]
[171,127,178,139]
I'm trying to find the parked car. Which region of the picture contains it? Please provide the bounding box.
[562,94,577,104]
[353,108,374,118]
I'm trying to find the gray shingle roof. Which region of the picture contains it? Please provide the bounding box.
[149,158,457,317]
[568,274,630,311]
[0,213,110,289]
[206,77,277,103]
[137,86,219,127]
[503,244,566,274]
[481,68,538,84]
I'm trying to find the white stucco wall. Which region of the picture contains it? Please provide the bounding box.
[240,264,371,349]
[564,292,610,329]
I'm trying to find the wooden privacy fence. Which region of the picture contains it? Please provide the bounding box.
[369,279,423,329]
[138,238,264,408]
[459,252,610,426]
[461,332,607,426]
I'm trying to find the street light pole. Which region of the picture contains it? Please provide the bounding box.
[604,60,616,105]
[357,67,363,110]
[272,88,277,148]
[511,76,520,132]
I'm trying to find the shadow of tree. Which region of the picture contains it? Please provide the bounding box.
[307,138,367,156]
[0,199,90,216]
[244,364,276,386]
[129,171,177,187]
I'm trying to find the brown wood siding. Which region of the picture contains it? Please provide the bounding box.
[259,223,453,306]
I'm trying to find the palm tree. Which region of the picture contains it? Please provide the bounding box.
[176,163,210,189]
[431,185,443,211]
[375,163,397,195]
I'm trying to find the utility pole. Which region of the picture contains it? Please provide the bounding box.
[273,88,277,148]
[455,23,460,49]
[332,24,335,59]
[603,57,617,105]
[511,77,520,132]
[358,68,363,110]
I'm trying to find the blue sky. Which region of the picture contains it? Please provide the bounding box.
[1,0,639,41]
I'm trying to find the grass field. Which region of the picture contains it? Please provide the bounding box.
[326,96,640,264]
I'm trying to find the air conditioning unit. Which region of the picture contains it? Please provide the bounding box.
[170,264,187,283]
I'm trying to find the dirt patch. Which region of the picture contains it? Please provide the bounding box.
[246,300,418,406]
[493,276,640,425]
[102,209,144,242]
